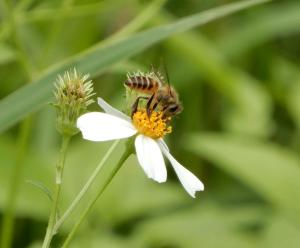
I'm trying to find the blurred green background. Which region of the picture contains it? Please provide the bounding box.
[1,0,300,247]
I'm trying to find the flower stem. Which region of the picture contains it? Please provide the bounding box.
[42,135,71,248]
[53,139,120,233]
[61,139,133,248]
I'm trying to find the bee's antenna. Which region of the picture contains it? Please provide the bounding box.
[162,59,173,97]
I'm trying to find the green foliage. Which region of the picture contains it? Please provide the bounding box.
[186,133,300,219]
[2,0,300,247]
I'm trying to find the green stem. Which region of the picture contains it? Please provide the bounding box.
[53,139,120,233]
[42,135,71,248]
[0,117,31,248]
[61,140,133,248]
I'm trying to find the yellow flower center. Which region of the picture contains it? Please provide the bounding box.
[132,110,172,139]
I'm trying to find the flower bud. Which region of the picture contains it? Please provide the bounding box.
[53,69,95,136]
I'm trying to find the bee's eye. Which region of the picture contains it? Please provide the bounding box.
[169,106,178,112]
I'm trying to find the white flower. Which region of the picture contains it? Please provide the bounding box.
[77,97,204,197]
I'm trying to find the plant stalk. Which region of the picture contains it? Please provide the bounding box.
[42,135,71,248]
[61,140,133,247]
[53,139,120,233]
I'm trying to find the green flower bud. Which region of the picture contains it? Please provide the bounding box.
[53,69,95,136]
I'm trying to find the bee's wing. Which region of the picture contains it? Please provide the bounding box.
[156,59,173,96]
[148,61,166,86]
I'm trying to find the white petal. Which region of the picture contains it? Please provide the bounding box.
[159,143,204,197]
[135,135,167,183]
[157,138,169,152]
[77,112,136,141]
[98,97,131,122]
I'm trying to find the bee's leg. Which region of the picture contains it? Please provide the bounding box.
[131,96,149,118]
[161,105,168,119]
[146,94,155,118]
[151,102,159,113]
[147,96,163,118]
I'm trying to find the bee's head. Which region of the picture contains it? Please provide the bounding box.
[163,103,183,118]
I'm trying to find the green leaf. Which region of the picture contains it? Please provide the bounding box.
[0,0,270,133]
[26,180,53,202]
[132,204,263,248]
[218,1,300,58]
[186,133,300,220]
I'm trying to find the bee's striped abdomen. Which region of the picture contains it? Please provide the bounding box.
[125,76,160,93]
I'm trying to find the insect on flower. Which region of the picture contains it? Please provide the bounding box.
[125,69,183,119]
[77,95,204,198]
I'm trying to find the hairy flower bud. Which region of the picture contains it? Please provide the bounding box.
[53,69,95,136]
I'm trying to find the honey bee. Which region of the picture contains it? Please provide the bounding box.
[124,70,183,119]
